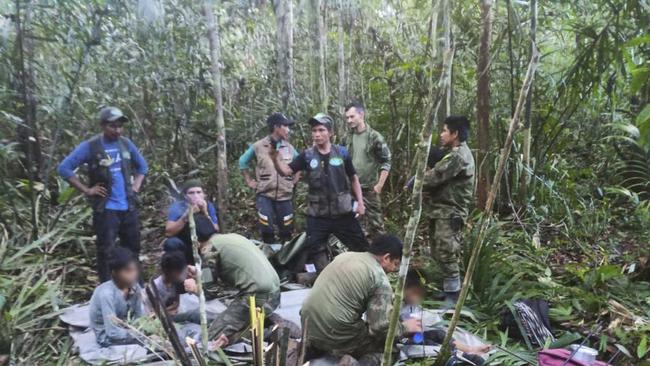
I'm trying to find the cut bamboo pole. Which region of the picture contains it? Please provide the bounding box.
[432,47,539,366]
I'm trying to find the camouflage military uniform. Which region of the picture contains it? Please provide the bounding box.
[422,142,475,292]
[200,233,281,343]
[301,252,404,364]
[342,124,392,239]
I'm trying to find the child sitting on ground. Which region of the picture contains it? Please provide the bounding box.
[151,250,200,323]
[401,270,491,363]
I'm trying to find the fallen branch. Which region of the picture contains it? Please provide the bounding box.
[432,46,539,366]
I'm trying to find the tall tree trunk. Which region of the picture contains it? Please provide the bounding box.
[519,0,537,199]
[381,2,454,363]
[336,0,346,138]
[273,0,295,110]
[202,1,229,223]
[14,0,41,239]
[314,0,328,112]
[433,49,539,366]
[475,0,493,211]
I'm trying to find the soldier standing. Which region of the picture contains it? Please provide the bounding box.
[271,113,368,275]
[423,116,475,304]
[343,102,392,239]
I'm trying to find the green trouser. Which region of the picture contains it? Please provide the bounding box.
[208,290,280,343]
[429,217,464,292]
[307,331,386,366]
[360,188,385,240]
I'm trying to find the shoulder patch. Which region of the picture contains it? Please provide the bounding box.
[309,158,319,169]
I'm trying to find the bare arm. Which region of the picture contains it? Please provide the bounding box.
[292,171,302,185]
[165,215,187,237]
[241,170,257,190]
[68,175,107,197]
[374,169,389,194]
[350,175,365,215]
[271,149,295,177]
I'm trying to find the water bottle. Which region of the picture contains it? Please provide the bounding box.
[409,312,424,344]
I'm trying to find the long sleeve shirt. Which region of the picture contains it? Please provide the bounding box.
[89,280,144,347]
[58,136,148,211]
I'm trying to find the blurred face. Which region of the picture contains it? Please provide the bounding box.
[114,262,139,286]
[311,125,331,147]
[379,254,401,273]
[101,121,124,141]
[345,107,364,130]
[273,124,290,140]
[185,187,206,204]
[404,286,425,306]
[164,269,184,284]
[439,124,459,147]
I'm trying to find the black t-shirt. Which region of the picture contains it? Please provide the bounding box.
[289,149,356,177]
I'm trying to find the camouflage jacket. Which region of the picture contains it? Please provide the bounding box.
[423,142,475,219]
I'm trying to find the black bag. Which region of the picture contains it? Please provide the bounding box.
[500,299,555,349]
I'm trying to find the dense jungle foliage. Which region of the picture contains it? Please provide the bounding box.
[0,0,648,364]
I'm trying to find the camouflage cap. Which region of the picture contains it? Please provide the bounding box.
[308,113,333,130]
[98,106,129,124]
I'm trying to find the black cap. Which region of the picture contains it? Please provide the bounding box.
[98,106,129,124]
[266,112,294,128]
[308,113,333,130]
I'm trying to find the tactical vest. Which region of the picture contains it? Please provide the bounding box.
[87,134,136,212]
[252,136,295,201]
[304,145,353,217]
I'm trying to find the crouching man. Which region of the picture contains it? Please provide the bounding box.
[164,179,220,264]
[300,234,422,365]
[89,247,144,347]
[185,220,281,349]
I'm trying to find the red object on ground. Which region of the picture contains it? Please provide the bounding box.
[538,348,611,366]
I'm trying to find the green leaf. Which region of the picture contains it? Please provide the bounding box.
[638,334,648,359]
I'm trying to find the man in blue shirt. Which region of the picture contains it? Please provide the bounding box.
[164,179,219,263]
[58,106,148,282]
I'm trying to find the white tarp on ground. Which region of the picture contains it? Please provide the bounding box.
[61,288,491,365]
[60,290,309,365]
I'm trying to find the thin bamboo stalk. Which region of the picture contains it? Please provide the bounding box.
[188,207,209,352]
[432,48,540,366]
[381,33,455,366]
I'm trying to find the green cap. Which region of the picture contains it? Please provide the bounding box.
[98,106,128,124]
[308,113,333,130]
[181,179,203,193]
